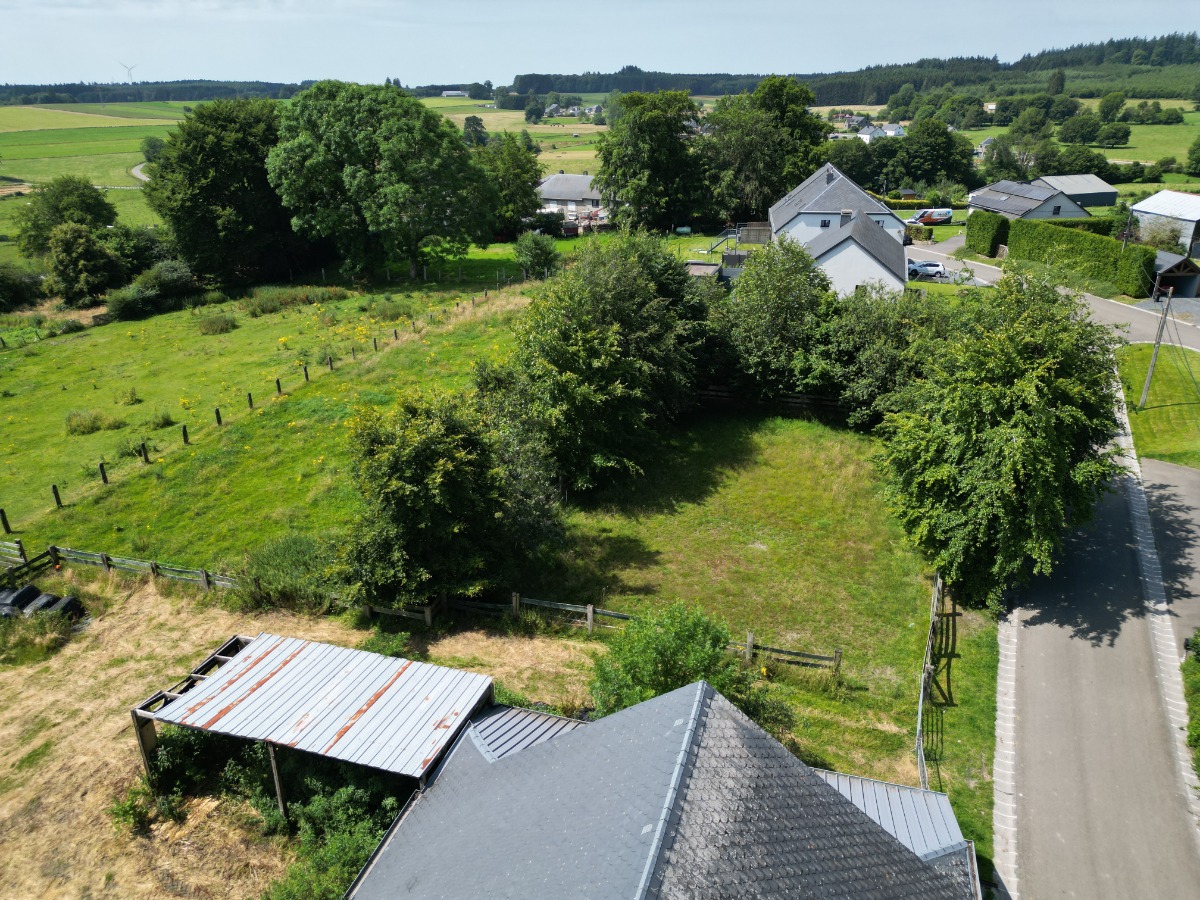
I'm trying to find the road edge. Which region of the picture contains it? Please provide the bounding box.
[992,609,1021,899]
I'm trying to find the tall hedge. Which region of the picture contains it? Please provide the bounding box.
[965,210,1009,257]
[1043,217,1117,237]
[1007,219,1154,298]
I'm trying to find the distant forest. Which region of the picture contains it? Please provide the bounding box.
[0,80,309,106]
[3,33,1198,107]
[510,33,1200,104]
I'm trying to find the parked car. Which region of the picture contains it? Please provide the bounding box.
[906,208,954,226]
[907,259,947,279]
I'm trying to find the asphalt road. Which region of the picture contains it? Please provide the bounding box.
[1142,458,1200,658]
[1014,482,1200,898]
[911,240,1200,351]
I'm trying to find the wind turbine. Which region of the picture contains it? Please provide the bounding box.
[119,62,137,83]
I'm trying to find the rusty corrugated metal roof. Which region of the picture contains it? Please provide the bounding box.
[152,633,492,778]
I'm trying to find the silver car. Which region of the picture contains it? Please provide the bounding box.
[907,259,947,279]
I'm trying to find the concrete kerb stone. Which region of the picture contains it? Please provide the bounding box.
[1113,379,1200,837]
[992,608,1021,900]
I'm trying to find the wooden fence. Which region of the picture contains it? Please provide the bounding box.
[915,573,953,790]
[1,543,238,591]
[443,592,842,671]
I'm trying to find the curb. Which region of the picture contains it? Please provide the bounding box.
[992,609,1021,900]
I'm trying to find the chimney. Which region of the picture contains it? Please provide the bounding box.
[826,167,836,184]
[840,209,852,227]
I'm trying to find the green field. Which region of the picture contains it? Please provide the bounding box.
[1119,343,1200,470]
[963,109,1200,164]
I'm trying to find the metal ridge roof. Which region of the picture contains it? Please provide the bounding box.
[1132,189,1200,221]
[152,633,492,778]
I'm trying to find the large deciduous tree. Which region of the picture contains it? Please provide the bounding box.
[44,222,122,306]
[145,99,302,283]
[267,80,492,279]
[476,131,543,238]
[15,175,117,257]
[879,273,1123,608]
[594,90,700,230]
[700,94,791,222]
[885,117,978,188]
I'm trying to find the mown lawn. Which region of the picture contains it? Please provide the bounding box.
[1119,343,1200,470]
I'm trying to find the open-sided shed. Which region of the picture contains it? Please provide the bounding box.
[132,634,493,811]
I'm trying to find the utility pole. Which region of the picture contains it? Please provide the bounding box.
[1137,286,1174,410]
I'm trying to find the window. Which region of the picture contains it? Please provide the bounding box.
[1052,205,1062,215]
[820,219,831,228]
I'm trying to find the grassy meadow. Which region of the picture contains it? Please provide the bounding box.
[1119,343,1200,470]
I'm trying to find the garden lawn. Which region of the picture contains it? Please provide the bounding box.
[1119,343,1200,470]
[0,287,523,563]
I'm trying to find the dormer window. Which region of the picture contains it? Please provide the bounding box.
[820,219,831,228]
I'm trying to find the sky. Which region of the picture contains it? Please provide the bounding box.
[0,0,1194,87]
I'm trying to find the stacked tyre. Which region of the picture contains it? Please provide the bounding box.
[0,584,83,619]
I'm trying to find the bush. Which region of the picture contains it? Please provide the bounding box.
[196,312,237,334]
[187,289,227,309]
[65,409,126,435]
[50,318,85,336]
[1007,218,1155,298]
[964,209,1009,257]
[147,408,176,429]
[529,210,566,238]
[105,283,159,321]
[0,263,43,312]
[231,533,337,613]
[134,258,196,299]
[906,224,933,242]
[514,231,562,277]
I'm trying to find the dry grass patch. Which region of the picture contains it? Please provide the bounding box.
[425,630,597,706]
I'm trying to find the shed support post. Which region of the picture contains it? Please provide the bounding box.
[586,604,594,634]
[267,743,287,819]
[131,710,158,782]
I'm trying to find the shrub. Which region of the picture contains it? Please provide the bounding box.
[105,283,158,321]
[196,312,237,335]
[51,318,85,336]
[369,296,418,322]
[964,209,1009,257]
[232,533,337,613]
[906,224,933,242]
[65,409,126,435]
[514,231,562,277]
[115,386,141,406]
[134,258,196,299]
[147,409,176,429]
[115,435,156,458]
[0,263,42,312]
[242,294,283,317]
[249,285,348,310]
[108,779,154,835]
[187,289,227,309]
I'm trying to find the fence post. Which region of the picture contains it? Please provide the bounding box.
[512,592,520,616]
[14,538,25,562]
[247,392,254,410]
[303,365,309,382]
[150,560,159,578]
[200,569,211,591]
[181,424,189,445]
[586,604,594,634]
[0,508,10,534]
[100,552,111,573]
[833,649,843,675]
[744,632,754,665]
[99,461,108,483]
[52,484,62,508]
[393,328,398,340]
[215,407,222,426]
[140,442,148,463]
[276,378,282,396]
[373,337,378,352]
[327,356,333,371]
[48,546,59,567]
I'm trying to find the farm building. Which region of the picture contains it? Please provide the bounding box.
[967,180,1090,221]
[537,172,603,218]
[1032,174,1118,208]
[440,90,468,98]
[347,681,982,899]
[1132,190,1200,258]
[769,163,906,245]
[802,210,908,294]
[131,634,495,812]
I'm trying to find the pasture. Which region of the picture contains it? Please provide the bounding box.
[1120,344,1200,471]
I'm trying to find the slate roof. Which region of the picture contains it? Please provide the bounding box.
[1155,250,1200,275]
[468,705,585,761]
[538,173,601,202]
[768,163,894,233]
[803,210,908,284]
[348,682,971,899]
[1132,189,1200,222]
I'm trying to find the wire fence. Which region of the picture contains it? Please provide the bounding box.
[915,573,944,790]
[1,542,238,591]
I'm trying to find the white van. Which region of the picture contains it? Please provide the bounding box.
[906,208,954,226]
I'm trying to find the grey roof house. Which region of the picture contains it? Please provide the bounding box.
[347,681,981,899]
[802,210,908,294]
[538,172,603,217]
[968,180,1090,221]
[1132,190,1200,258]
[769,163,906,244]
[1032,174,1118,208]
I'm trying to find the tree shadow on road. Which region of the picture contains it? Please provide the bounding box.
[1020,482,1147,647]
[1141,462,1200,645]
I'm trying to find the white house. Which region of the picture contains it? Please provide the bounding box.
[881,124,906,137]
[802,210,908,294]
[857,125,887,143]
[967,180,1090,221]
[537,172,603,218]
[1131,190,1200,257]
[769,163,907,245]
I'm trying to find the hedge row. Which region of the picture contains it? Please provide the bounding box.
[906,224,933,242]
[1043,217,1119,238]
[1007,219,1155,297]
[965,210,1009,257]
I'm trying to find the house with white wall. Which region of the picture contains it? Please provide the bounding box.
[769,163,906,245]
